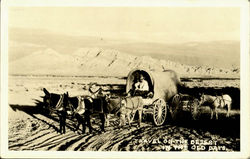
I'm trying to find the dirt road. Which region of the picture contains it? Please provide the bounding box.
[8,76,240,151]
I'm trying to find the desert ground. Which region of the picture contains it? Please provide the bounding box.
[8,75,240,151]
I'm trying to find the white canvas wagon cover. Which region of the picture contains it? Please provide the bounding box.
[126,68,180,102]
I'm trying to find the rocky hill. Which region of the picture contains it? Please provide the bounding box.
[9,47,240,77]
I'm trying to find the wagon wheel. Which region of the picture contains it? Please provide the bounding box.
[169,94,182,120]
[153,98,167,126]
[188,99,201,120]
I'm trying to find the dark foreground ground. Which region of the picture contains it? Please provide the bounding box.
[9,102,240,151]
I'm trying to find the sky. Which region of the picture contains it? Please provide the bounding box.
[8,7,240,43]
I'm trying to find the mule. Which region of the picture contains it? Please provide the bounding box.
[65,93,122,133]
[43,88,68,134]
[119,96,144,128]
[199,94,222,120]
[64,94,93,134]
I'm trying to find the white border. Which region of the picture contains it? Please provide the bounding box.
[240,1,250,158]
[1,0,249,158]
[5,0,247,7]
[1,0,9,158]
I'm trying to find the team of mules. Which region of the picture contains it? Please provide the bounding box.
[42,88,232,134]
[42,88,143,134]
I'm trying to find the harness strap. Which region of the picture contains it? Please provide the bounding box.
[55,95,64,110]
[125,106,134,110]
[76,96,82,111]
[48,94,64,113]
[71,96,87,114]
[214,96,218,104]
[89,87,100,94]
[125,97,132,110]
[125,97,140,112]
[114,97,122,115]
[218,97,231,107]
[222,99,231,102]
[208,96,219,105]
[67,102,75,115]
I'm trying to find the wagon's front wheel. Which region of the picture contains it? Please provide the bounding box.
[153,98,167,126]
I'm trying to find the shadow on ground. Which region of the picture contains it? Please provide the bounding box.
[9,97,240,139]
[9,100,76,133]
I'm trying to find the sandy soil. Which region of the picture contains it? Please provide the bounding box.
[8,75,240,151]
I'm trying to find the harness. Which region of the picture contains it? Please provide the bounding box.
[89,87,101,94]
[69,95,96,115]
[47,94,64,113]
[105,96,123,116]
[123,97,141,113]
[213,96,231,107]
[66,100,75,115]
[212,96,219,105]
[89,86,103,99]
[218,97,231,108]
[202,95,219,105]
[55,95,64,110]
[221,98,231,102]
[114,97,122,115]
[102,96,127,116]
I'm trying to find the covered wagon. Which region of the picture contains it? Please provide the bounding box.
[125,68,181,126]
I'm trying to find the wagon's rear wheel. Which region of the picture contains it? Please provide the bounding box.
[189,99,201,120]
[170,94,182,120]
[153,98,167,126]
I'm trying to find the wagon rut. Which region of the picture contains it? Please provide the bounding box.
[8,109,240,151]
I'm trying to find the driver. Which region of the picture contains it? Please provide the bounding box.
[134,74,149,92]
[128,74,152,98]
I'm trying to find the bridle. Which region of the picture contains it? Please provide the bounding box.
[65,99,76,116]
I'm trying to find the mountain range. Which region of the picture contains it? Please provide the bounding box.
[9,47,239,77]
[8,27,240,77]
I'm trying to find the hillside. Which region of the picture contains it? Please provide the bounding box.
[9,28,240,69]
[9,47,240,77]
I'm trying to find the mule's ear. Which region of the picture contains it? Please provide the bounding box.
[43,88,50,95]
